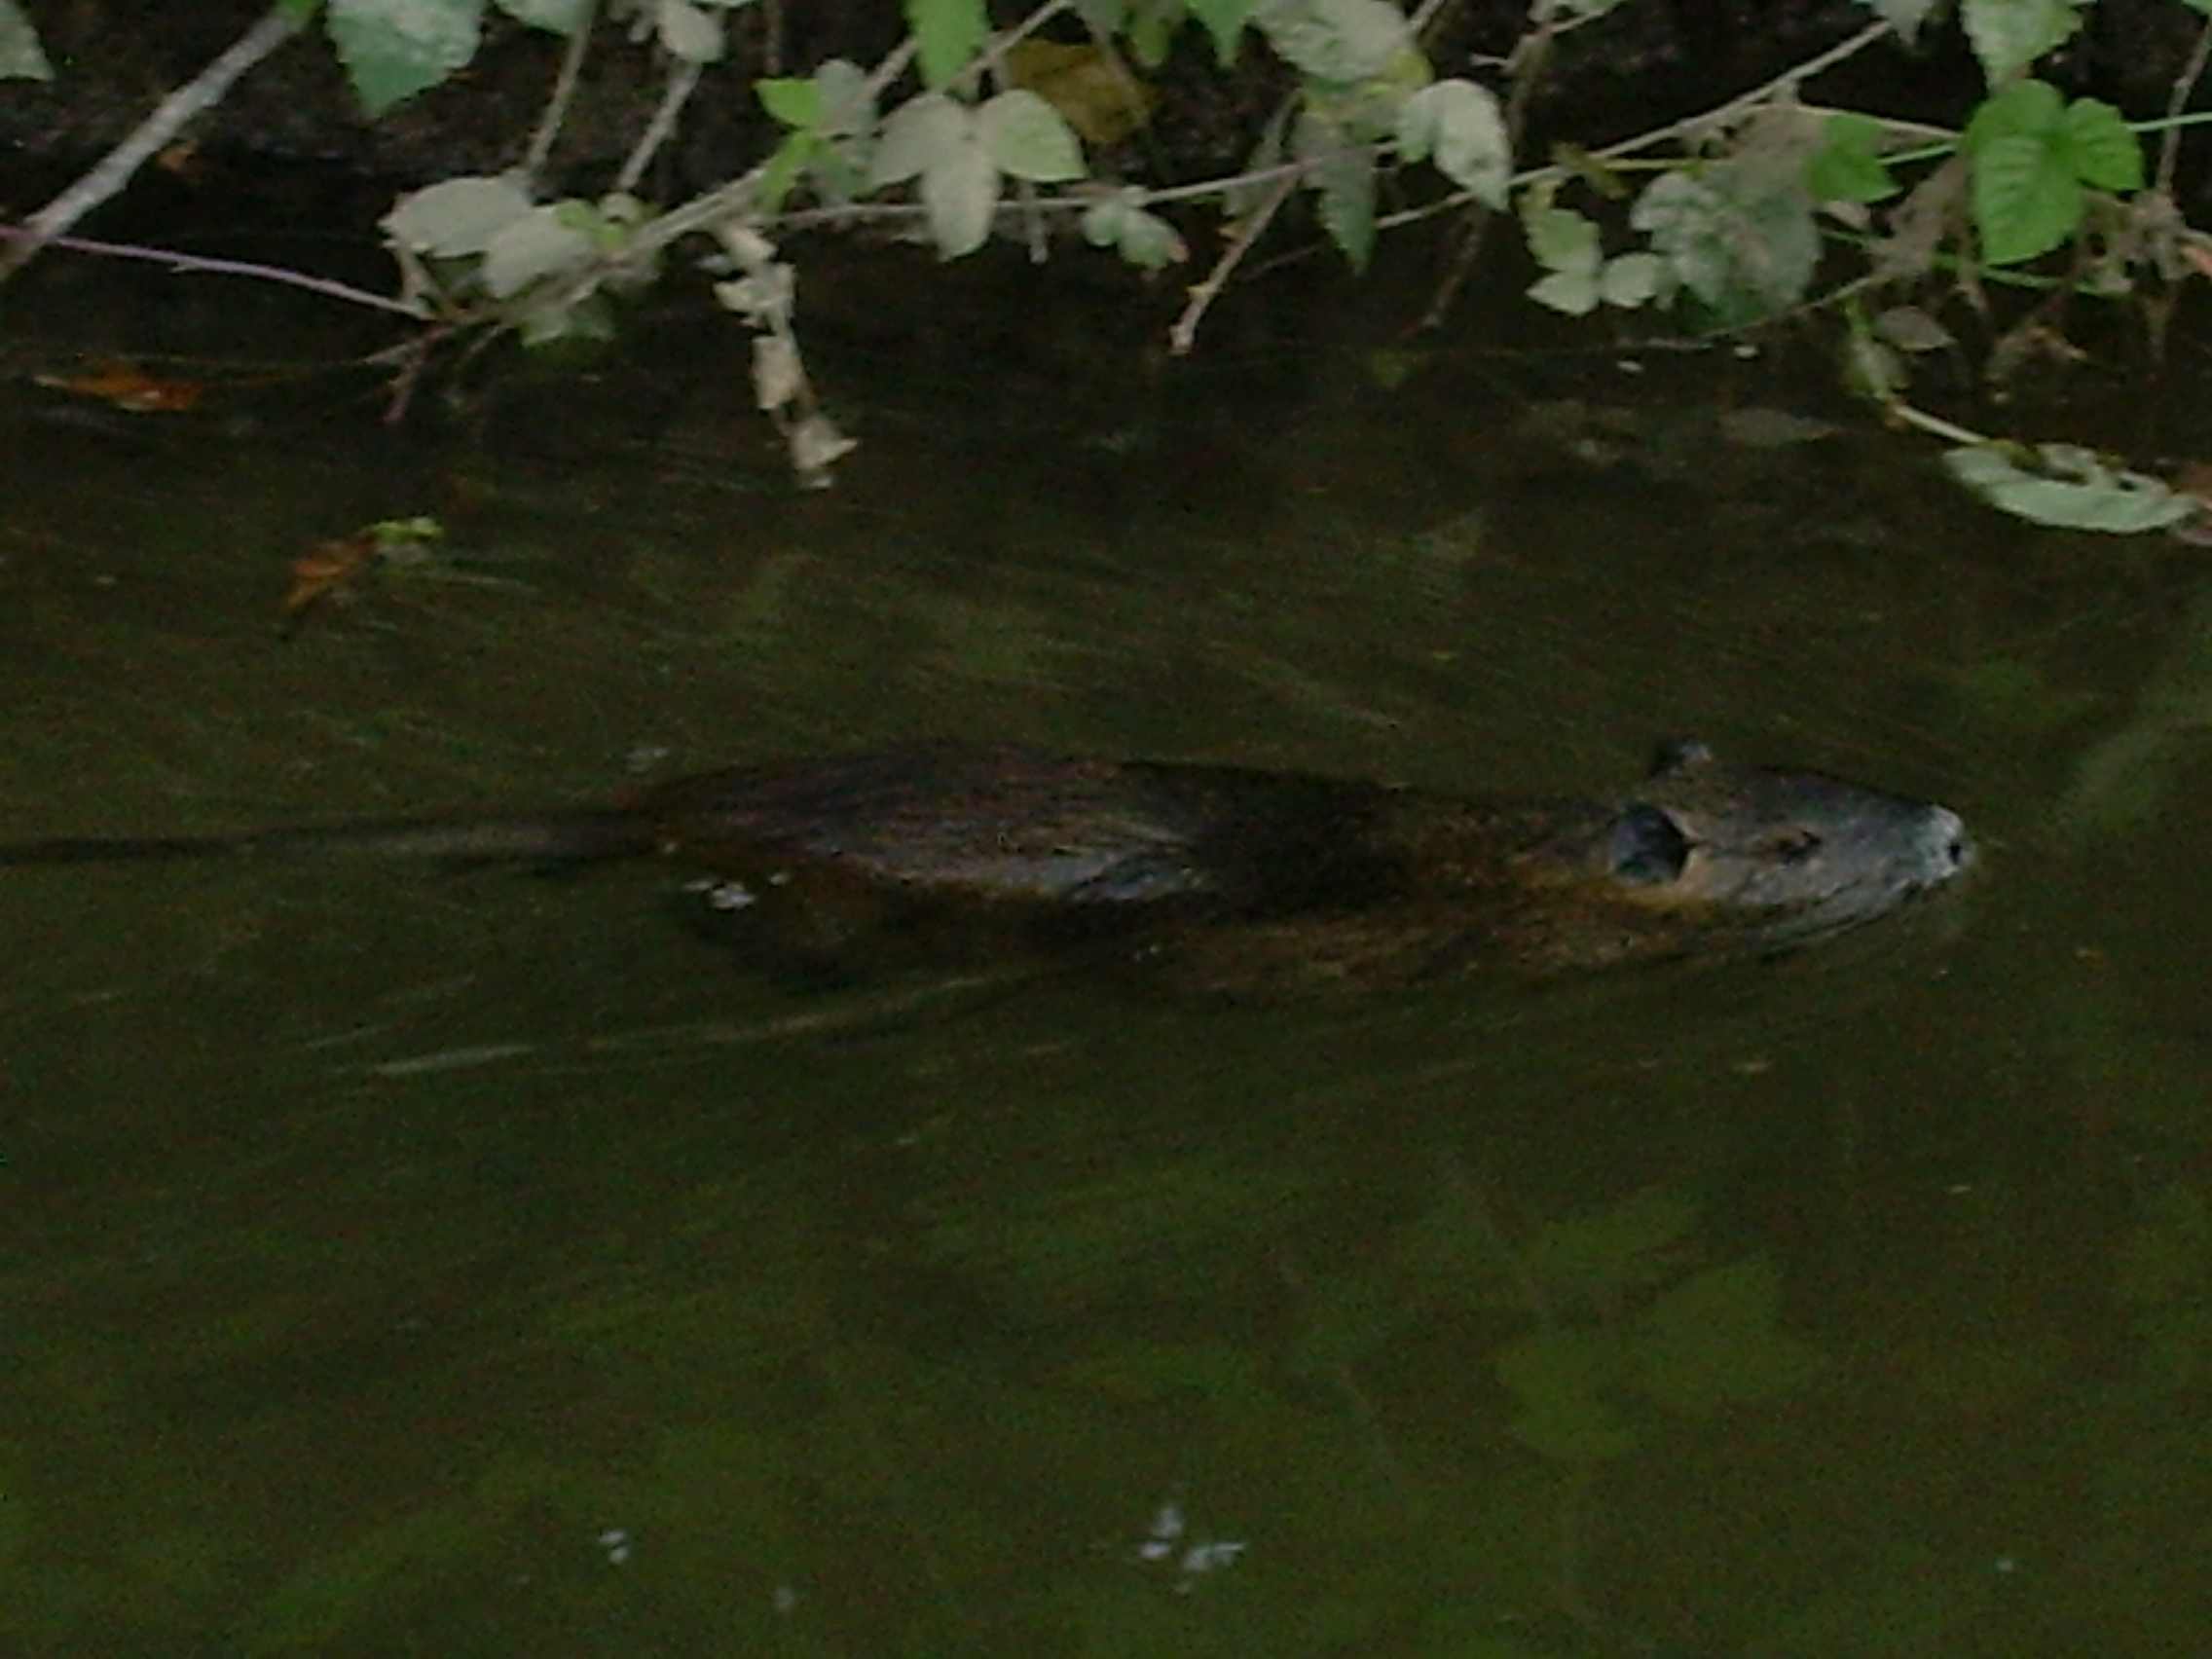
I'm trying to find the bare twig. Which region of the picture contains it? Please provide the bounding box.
[1169,169,1300,355]
[957,0,1076,95]
[1579,18,1896,173]
[0,226,427,317]
[1884,398,1989,446]
[617,56,703,195]
[2157,13,2212,197]
[0,2,308,280]
[522,0,600,186]
[1374,18,1902,251]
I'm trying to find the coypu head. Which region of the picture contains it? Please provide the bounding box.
[1596,741,1973,945]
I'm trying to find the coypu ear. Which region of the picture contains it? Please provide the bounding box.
[1605,803,1691,885]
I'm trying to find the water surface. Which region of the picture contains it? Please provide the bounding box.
[3,246,2206,1655]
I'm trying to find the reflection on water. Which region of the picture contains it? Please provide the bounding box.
[3,251,2208,1655]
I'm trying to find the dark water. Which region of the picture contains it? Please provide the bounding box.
[3,244,2208,1656]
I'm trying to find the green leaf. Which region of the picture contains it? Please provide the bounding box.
[1254,0,1411,83]
[1632,166,1818,317]
[757,131,814,214]
[1806,112,1897,203]
[1960,0,2084,85]
[551,196,626,253]
[1942,442,2195,532]
[383,174,534,256]
[806,58,876,197]
[1842,318,1906,400]
[1961,87,2140,265]
[1083,192,1188,268]
[1124,0,1185,66]
[870,92,969,188]
[921,137,999,257]
[977,89,1086,182]
[0,0,55,79]
[1972,132,2080,265]
[498,0,593,32]
[1599,251,1662,308]
[1523,203,1598,275]
[2064,97,2143,191]
[758,76,821,129]
[656,0,724,61]
[1529,268,1598,315]
[1397,79,1509,206]
[1117,207,1187,268]
[815,57,873,132]
[1864,0,1942,42]
[1964,76,2065,156]
[905,0,987,90]
[1310,137,1377,271]
[328,0,485,117]
[481,203,595,296]
[517,287,613,347]
[1189,0,1254,63]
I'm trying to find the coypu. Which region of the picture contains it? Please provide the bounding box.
[0,741,1972,991]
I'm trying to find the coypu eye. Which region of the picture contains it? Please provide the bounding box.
[1606,804,1690,885]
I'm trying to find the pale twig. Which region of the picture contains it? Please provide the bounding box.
[1377,20,1905,246]
[0,226,427,317]
[0,2,308,279]
[522,0,600,185]
[2157,14,2212,197]
[957,0,1076,94]
[617,56,702,195]
[1578,18,1897,171]
[1885,399,1989,447]
[1169,169,1300,355]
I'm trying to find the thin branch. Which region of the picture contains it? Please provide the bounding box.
[1582,18,1897,171]
[0,226,427,317]
[958,0,1076,94]
[522,0,600,186]
[1170,170,1299,355]
[2157,13,2212,198]
[1885,399,1991,447]
[617,56,703,195]
[0,2,309,279]
[1377,20,1903,244]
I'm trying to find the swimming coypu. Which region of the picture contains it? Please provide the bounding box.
[0,741,1971,991]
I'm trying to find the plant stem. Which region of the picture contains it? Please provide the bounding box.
[2157,16,2212,197]
[522,0,599,186]
[0,3,309,280]
[1885,400,1989,447]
